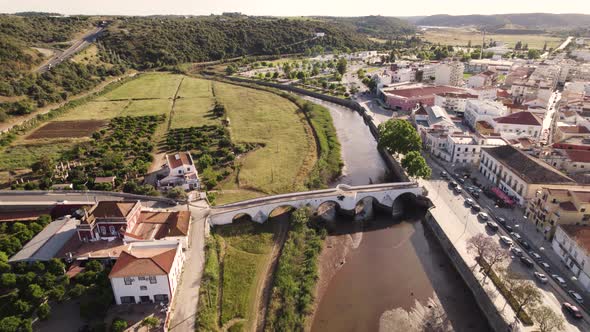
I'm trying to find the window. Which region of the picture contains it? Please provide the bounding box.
[178,170,182,174]
[121,296,135,304]
[138,276,146,281]
[124,277,133,285]
[582,208,587,213]
[109,226,116,235]
[154,294,169,303]
[140,286,148,291]
[100,226,106,234]
[149,276,157,284]
[187,167,191,171]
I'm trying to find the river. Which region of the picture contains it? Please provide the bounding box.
[303,97,491,332]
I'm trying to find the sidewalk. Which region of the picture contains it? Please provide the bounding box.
[427,153,590,311]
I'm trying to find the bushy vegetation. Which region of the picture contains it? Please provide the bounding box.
[0,240,70,329]
[265,207,325,331]
[196,237,221,331]
[99,16,372,68]
[0,214,51,257]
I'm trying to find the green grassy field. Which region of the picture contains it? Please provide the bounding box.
[171,97,217,128]
[97,73,183,100]
[0,139,83,170]
[214,81,315,197]
[198,220,276,329]
[177,77,212,98]
[58,101,130,120]
[122,99,172,117]
[421,28,563,49]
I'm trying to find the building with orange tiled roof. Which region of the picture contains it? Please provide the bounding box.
[109,241,184,305]
[77,201,142,242]
[159,151,200,191]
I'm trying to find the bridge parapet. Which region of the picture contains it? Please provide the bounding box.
[208,182,424,225]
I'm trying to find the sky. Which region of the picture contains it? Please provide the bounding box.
[1,0,590,17]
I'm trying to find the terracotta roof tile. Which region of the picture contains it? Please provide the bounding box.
[109,246,177,278]
[166,152,193,169]
[561,225,590,253]
[384,86,464,99]
[559,126,590,134]
[494,112,541,126]
[565,150,590,163]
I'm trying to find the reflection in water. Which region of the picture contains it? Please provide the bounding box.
[306,99,490,332]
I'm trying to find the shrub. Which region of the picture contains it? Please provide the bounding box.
[141,316,160,329]
[37,303,51,320]
[110,318,127,332]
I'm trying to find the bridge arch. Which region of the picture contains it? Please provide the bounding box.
[391,192,419,217]
[268,204,297,219]
[232,212,253,223]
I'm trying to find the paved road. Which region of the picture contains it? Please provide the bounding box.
[36,27,104,73]
[168,201,208,331]
[426,157,590,331]
[0,191,174,209]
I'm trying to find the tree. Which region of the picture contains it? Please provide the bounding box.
[531,305,564,332]
[167,187,187,200]
[527,49,541,59]
[31,155,54,178]
[198,154,213,170]
[466,233,494,269]
[378,119,422,155]
[1,273,16,288]
[111,318,128,332]
[26,284,45,303]
[141,316,160,329]
[0,316,21,332]
[401,151,431,179]
[356,68,366,78]
[336,58,347,75]
[47,258,65,275]
[13,300,31,315]
[515,41,522,50]
[38,303,51,320]
[511,279,542,317]
[480,240,509,282]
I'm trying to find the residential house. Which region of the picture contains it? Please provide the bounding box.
[382,85,465,111]
[464,100,509,129]
[77,201,142,242]
[490,111,542,140]
[434,92,479,115]
[159,152,200,191]
[435,62,465,87]
[554,125,590,144]
[467,70,498,88]
[527,188,590,239]
[109,241,184,305]
[479,145,576,205]
[124,210,191,248]
[552,225,590,291]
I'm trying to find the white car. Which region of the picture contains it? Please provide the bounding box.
[500,236,513,246]
[511,247,523,257]
[534,272,548,284]
[464,198,474,206]
[477,212,489,221]
[552,274,567,286]
[569,290,584,304]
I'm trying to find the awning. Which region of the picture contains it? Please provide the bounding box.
[492,187,515,206]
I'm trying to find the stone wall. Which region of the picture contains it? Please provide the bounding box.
[424,210,511,332]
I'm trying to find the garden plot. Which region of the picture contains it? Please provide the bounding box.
[26,120,107,139]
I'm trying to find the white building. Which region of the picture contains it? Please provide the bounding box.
[435,62,465,87]
[434,92,479,115]
[552,225,590,292]
[468,87,498,101]
[393,68,415,83]
[479,145,576,205]
[467,71,497,89]
[464,100,509,129]
[158,152,200,191]
[490,111,543,140]
[109,241,184,305]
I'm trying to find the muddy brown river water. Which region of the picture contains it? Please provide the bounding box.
[304,97,491,332]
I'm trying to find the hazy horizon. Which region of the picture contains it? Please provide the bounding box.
[2,0,590,17]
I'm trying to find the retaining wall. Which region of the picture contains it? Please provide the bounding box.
[0,190,176,205]
[424,210,510,332]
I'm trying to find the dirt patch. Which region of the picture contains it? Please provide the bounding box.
[26,120,106,139]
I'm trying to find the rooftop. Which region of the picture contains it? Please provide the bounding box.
[494,112,542,126]
[90,201,138,219]
[109,243,179,278]
[125,211,190,240]
[166,152,194,169]
[558,125,590,134]
[482,145,575,185]
[383,85,463,99]
[565,150,590,163]
[9,217,78,262]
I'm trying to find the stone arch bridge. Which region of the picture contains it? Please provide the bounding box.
[208,182,425,225]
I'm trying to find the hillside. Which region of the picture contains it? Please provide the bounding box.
[414,13,590,30]
[98,15,375,68]
[315,16,415,38]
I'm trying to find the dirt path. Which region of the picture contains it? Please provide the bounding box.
[167,76,185,131]
[254,214,290,332]
[0,72,135,133]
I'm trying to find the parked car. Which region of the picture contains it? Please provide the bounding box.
[453,186,462,194]
[458,178,465,184]
[464,198,474,207]
[440,171,448,179]
[563,302,583,319]
[496,217,506,225]
[472,192,480,199]
[500,236,513,246]
[449,181,458,188]
[477,212,489,221]
[471,205,482,212]
[520,256,534,268]
[552,274,567,286]
[540,262,551,271]
[486,222,499,232]
[534,272,548,284]
[568,290,584,304]
[511,232,522,241]
[520,241,531,250]
[530,251,542,261]
[505,225,513,232]
[511,247,523,257]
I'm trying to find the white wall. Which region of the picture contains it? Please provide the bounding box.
[552,227,590,291]
[111,274,170,305]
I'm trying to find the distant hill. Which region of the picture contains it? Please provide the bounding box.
[414,13,590,30]
[315,16,415,38]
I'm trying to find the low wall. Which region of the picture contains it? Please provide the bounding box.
[222,76,410,182]
[0,190,176,205]
[424,210,510,332]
